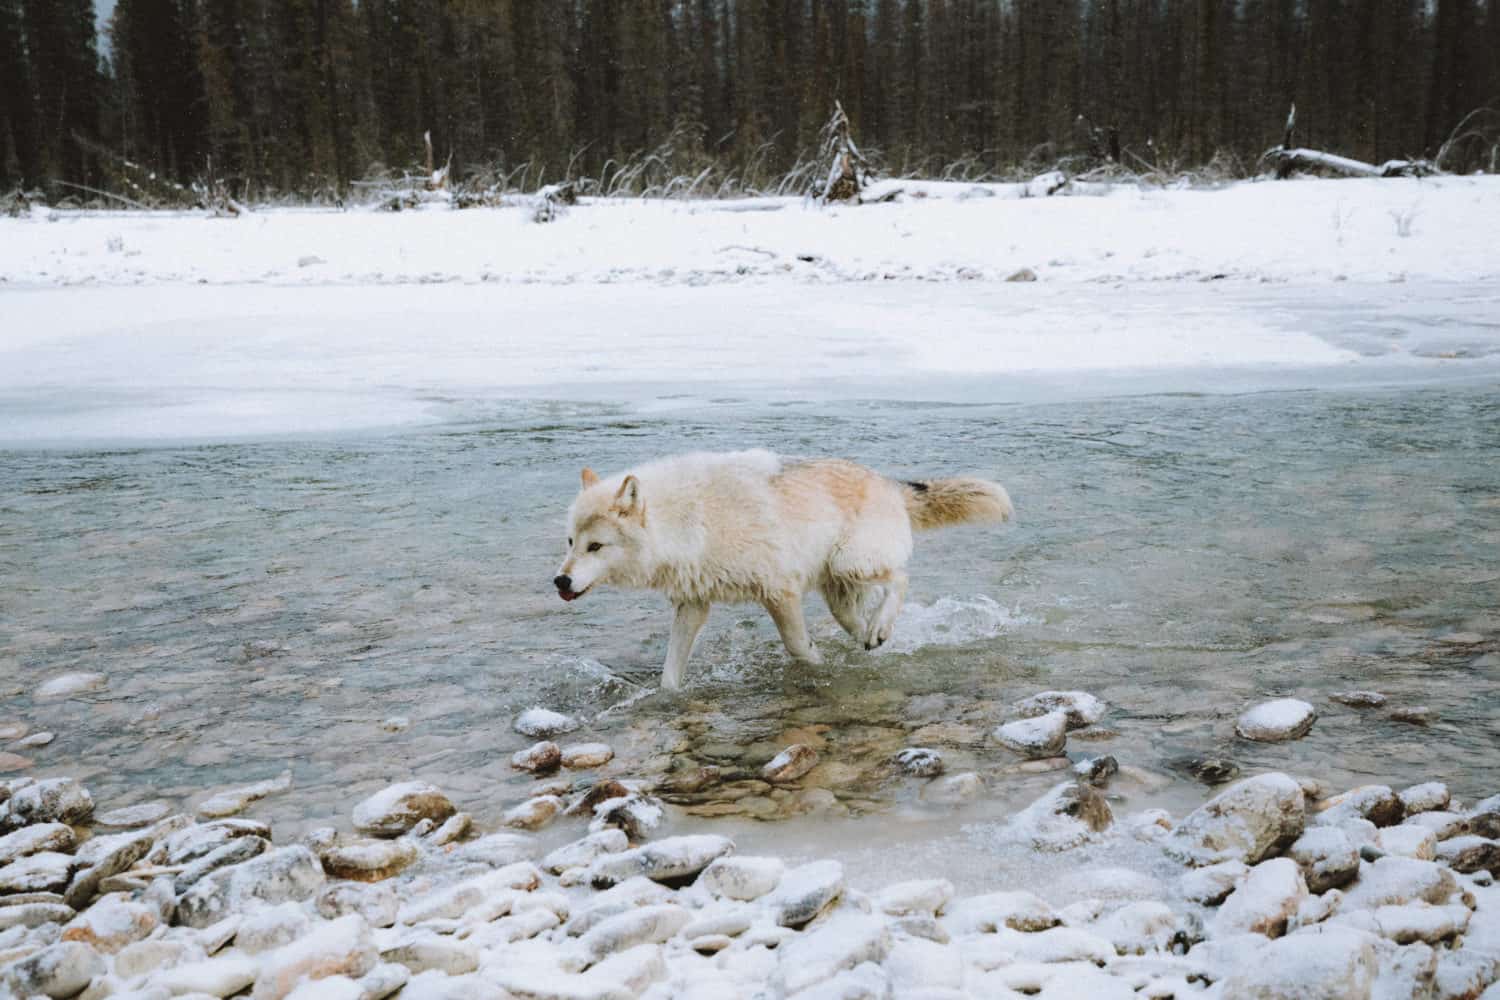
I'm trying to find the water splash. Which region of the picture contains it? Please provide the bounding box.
[877,594,1033,655]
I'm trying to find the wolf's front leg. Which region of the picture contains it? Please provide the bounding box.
[764,592,823,665]
[662,601,710,691]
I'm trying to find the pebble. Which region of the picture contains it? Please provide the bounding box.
[992,710,1068,758]
[510,741,563,774]
[11,733,54,750]
[1332,690,1387,708]
[379,716,410,732]
[1235,698,1317,741]
[761,744,819,783]
[512,708,581,738]
[893,747,944,777]
[1391,705,1437,725]
[33,673,107,699]
[560,743,614,769]
[0,723,27,742]
[351,782,456,837]
[1074,754,1118,786]
[0,753,32,773]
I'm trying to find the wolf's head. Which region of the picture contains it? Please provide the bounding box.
[554,467,648,601]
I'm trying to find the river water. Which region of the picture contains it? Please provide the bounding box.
[2,281,1498,891]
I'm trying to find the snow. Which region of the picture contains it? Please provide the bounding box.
[2,179,1498,448]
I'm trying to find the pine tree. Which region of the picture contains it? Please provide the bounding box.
[22,0,101,187]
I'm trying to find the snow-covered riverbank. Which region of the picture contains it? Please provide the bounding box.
[3,177,1499,289]
[4,701,1500,999]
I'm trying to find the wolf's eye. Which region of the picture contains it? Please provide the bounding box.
[567,537,573,547]
[587,542,604,553]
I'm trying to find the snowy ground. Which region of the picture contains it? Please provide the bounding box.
[3,176,1498,289]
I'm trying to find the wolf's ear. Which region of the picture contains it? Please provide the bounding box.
[612,474,641,516]
[581,467,599,488]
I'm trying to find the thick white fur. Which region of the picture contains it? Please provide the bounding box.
[556,449,1010,690]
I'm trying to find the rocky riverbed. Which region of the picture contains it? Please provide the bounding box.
[3,694,1500,999]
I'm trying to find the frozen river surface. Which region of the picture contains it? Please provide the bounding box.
[2,279,1498,889]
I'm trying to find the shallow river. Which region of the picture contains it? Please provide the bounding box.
[2,281,1498,892]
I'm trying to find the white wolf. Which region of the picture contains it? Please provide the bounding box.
[554,449,1012,690]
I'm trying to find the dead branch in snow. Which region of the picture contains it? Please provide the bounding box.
[1263,105,1438,180]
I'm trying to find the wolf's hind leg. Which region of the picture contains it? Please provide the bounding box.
[662,601,710,691]
[764,592,823,665]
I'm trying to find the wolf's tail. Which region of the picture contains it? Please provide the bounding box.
[902,476,1013,531]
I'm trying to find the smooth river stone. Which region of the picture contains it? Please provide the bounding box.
[95,801,173,829]
[34,673,107,699]
[1235,698,1317,742]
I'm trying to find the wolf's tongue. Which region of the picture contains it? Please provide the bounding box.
[559,590,578,602]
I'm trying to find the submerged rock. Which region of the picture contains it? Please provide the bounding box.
[920,771,983,804]
[351,782,456,837]
[1169,755,1241,786]
[195,770,293,820]
[1331,690,1387,708]
[33,673,107,700]
[893,747,945,777]
[761,744,819,783]
[1235,698,1317,742]
[94,801,172,829]
[513,707,581,738]
[1163,772,1306,867]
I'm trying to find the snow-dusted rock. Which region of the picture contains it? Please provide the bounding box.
[113,937,203,980]
[502,796,564,832]
[66,828,156,908]
[762,744,820,783]
[1288,827,1361,893]
[1314,784,1404,829]
[1436,835,1500,874]
[458,832,539,868]
[1403,810,1470,842]
[251,913,378,1000]
[884,935,963,993]
[992,711,1068,758]
[698,855,785,902]
[315,882,399,929]
[560,743,614,769]
[0,901,74,930]
[95,801,172,829]
[1341,856,1464,911]
[1374,824,1437,861]
[2,778,94,828]
[1398,782,1450,815]
[320,838,418,882]
[1331,690,1387,708]
[589,793,663,841]
[764,860,845,927]
[195,771,293,820]
[1179,860,1250,905]
[974,925,1116,965]
[1216,926,1378,998]
[1163,772,1306,867]
[351,782,456,837]
[380,932,480,975]
[1212,857,1308,938]
[1235,699,1317,742]
[566,904,690,970]
[34,673,107,700]
[893,748,945,778]
[943,890,1059,933]
[153,953,259,997]
[1370,901,1471,945]
[1004,780,1112,851]
[1012,691,1107,729]
[175,835,271,895]
[513,708,580,738]
[1093,901,1178,955]
[427,812,471,847]
[236,902,311,954]
[0,851,74,893]
[565,877,675,937]
[60,895,159,953]
[543,830,628,875]
[0,823,74,866]
[396,867,530,925]
[1,940,103,998]
[177,845,326,928]
[877,878,954,916]
[919,771,983,804]
[778,913,891,994]
[152,818,267,866]
[588,834,733,887]
[510,741,563,774]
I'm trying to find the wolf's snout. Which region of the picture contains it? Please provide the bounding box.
[554,574,580,601]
